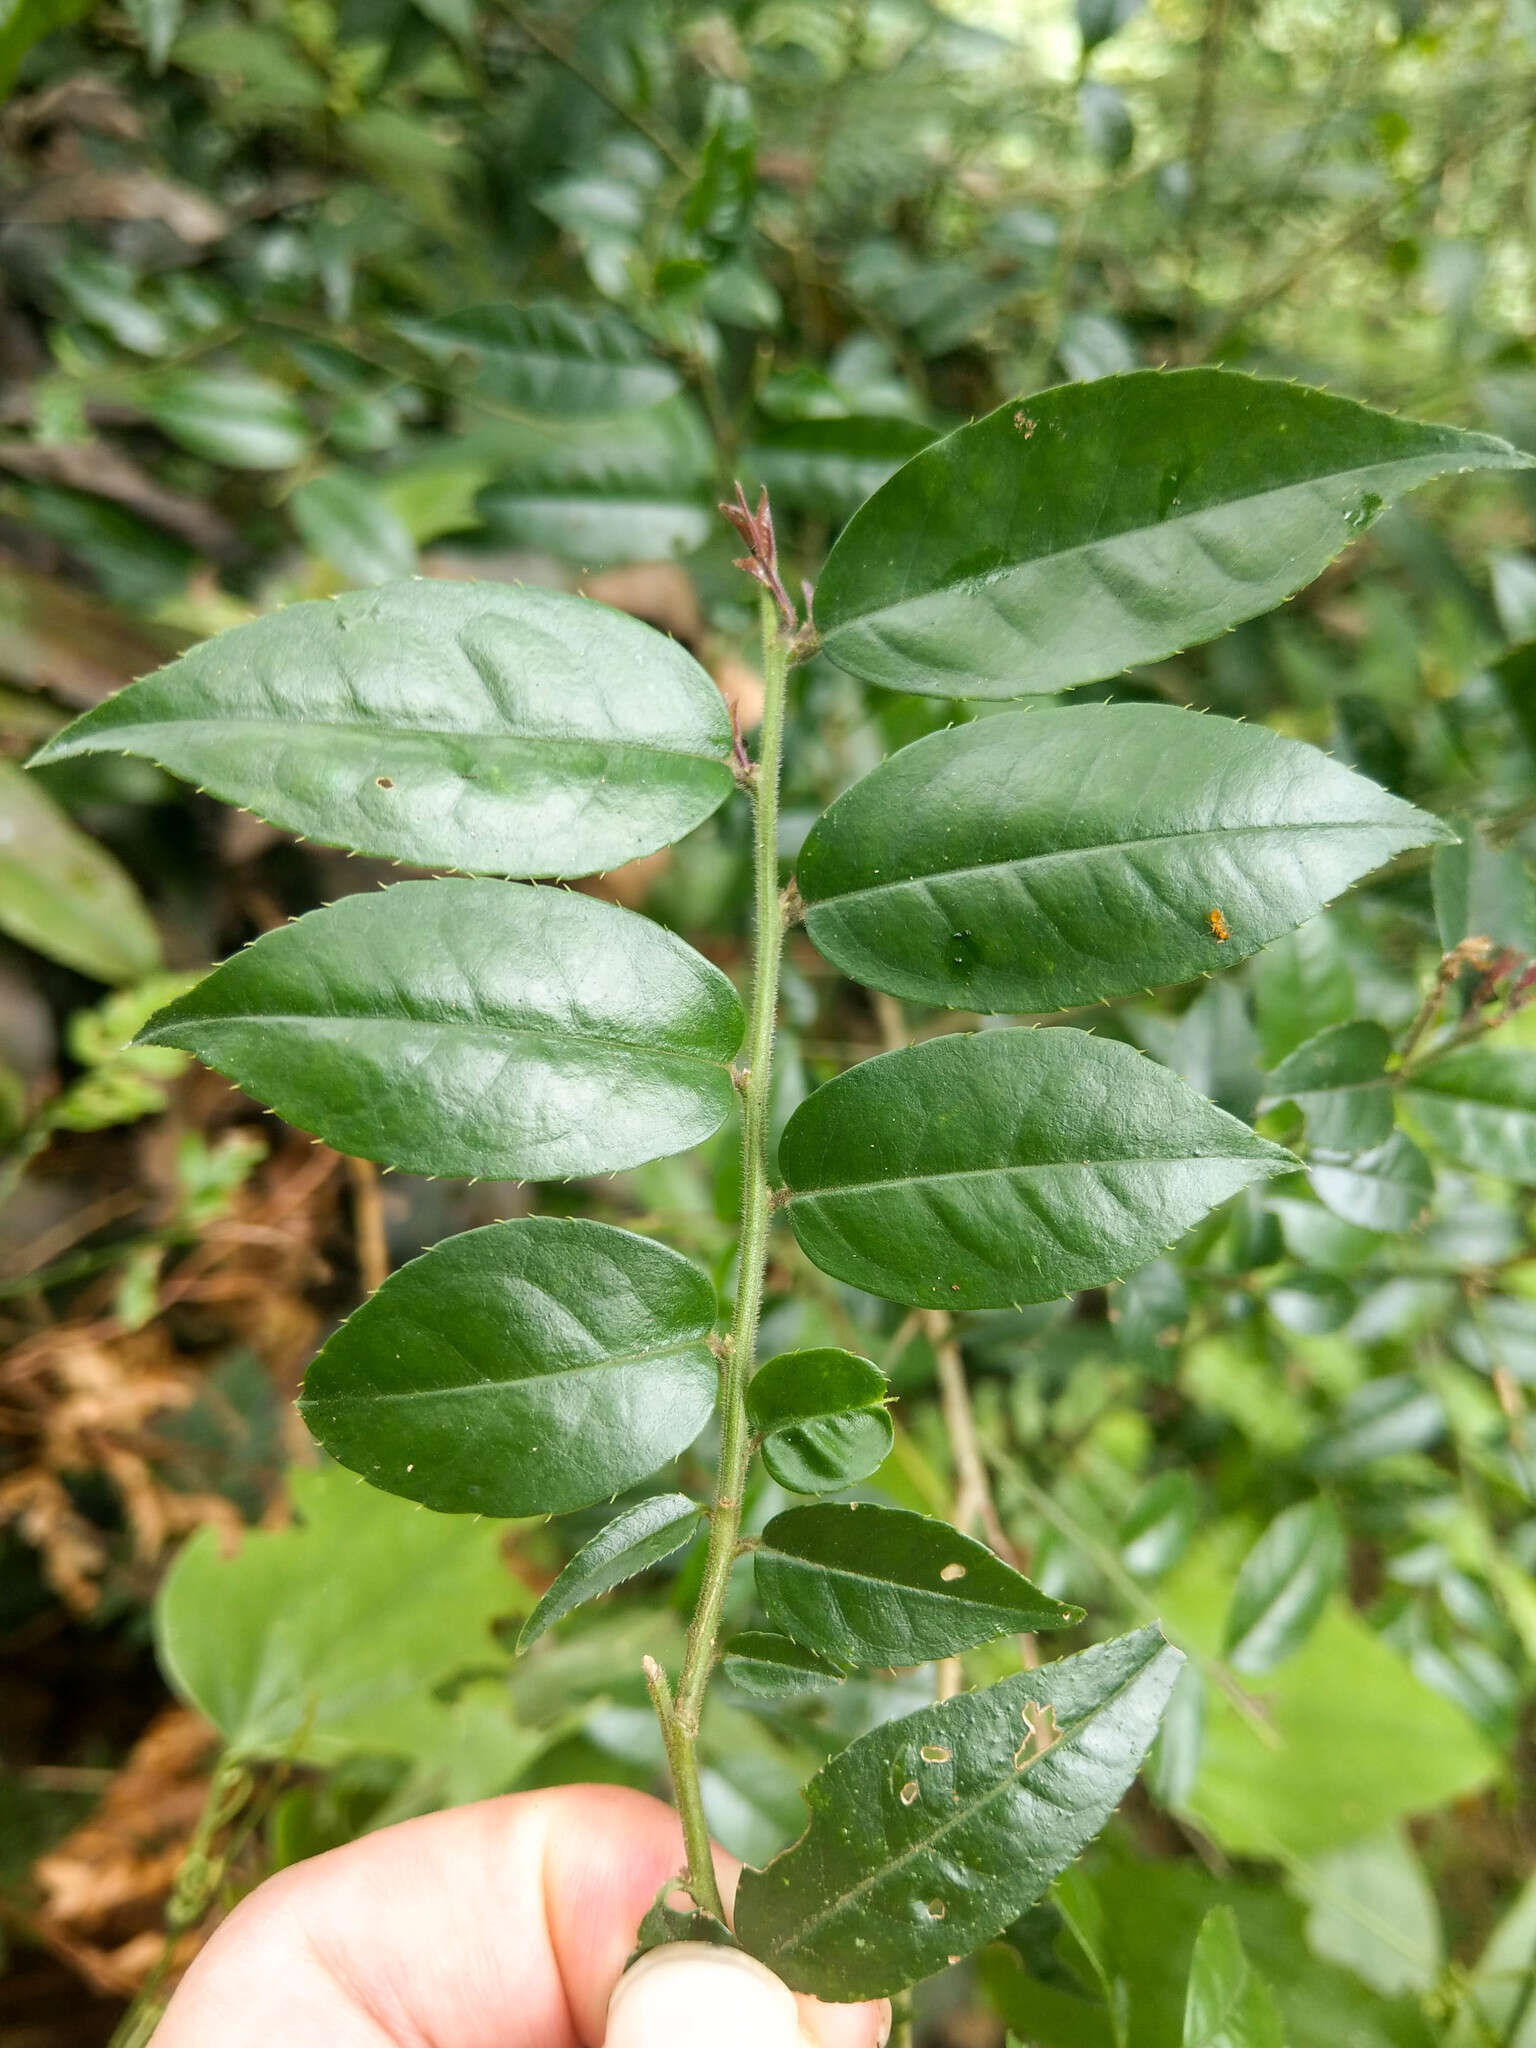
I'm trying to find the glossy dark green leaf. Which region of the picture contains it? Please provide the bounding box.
[1262,1021,1396,1155]
[814,370,1531,698]
[399,301,680,415]
[30,582,734,878]
[144,370,311,469]
[1223,1501,1345,1675]
[1308,1131,1433,1234]
[517,1494,703,1653]
[746,1349,893,1493]
[137,881,741,1179]
[290,470,417,586]
[1,761,161,984]
[1183,1907,1285,2048]
[1401,1044,1536,1179]
[782,1028,1291,1310]
[734,1627,1182,1999]
[797,708,1447,1013]
[754,1503,1081,1668]
[722,1632,848,1699]
[299,1217,718,1516]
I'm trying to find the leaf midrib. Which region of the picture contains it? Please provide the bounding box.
[306,1332,714,1406]
[827,449,1486,636]
[760,1653,1164,1957]
[804,816,1418,915]
[763,1545,1048,1618]
[149,1012,736,1073]
[789,1150,1273,1204]
[55,714,729,773]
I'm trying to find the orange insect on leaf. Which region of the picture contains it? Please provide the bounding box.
[1208,908,1231,942]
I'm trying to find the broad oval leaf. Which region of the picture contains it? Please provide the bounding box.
[723,1632,848,1699]
[733,1626,1183,1999]
[299,1217,719,1516]
[1308,1131,1433,1234]
[781,1028,1291,1309]
[1,761,161,984]
[29,581,734,877]
[797,707,1448,1013]
[1262,1020,1396,1156]
[517,1493,702,1654]
[399,300,681,416]
[754,1503,1082,1668]
[813,370,1531,697]
[136,880,743,1179]
[1223,1500,1346,1675]
[1401,1044,1536,1180]
[747,1349,893,1493]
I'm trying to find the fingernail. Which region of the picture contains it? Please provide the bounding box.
[606,1941,815,2047]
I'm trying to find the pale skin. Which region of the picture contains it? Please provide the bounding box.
[152,1784,890,2048]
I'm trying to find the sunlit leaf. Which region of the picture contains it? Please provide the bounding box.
[155,1464,524,1764]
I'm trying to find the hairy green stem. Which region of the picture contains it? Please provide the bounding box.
[661,591,791,1920]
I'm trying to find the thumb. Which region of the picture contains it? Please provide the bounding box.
[605,1942,890,2048]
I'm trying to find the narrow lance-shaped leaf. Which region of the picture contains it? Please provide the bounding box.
[797,707,1450,1014]
[781,1028,1292,1310]
[1222,1499,1346,1675]
[733,1627,1183,1999]
[723,1634,848,1700]
[29,582,734,878]
[136,880,743,1180]
[518,1494,703,1654]
[747,1350,893,1494]
[299,1218,719,1517]
[813,369,1532,697]
[754,1504,1082,1668]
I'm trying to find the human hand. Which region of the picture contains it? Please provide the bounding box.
[151,1783,891,2047]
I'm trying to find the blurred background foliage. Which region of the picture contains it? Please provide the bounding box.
[2,1,1536,2043]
